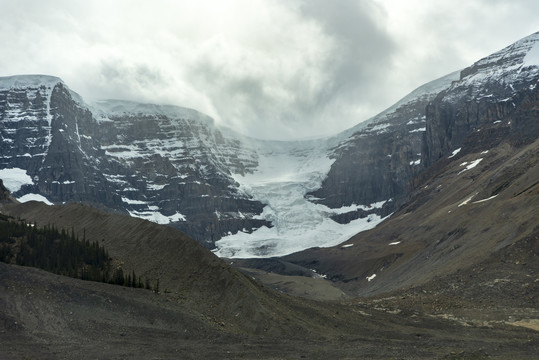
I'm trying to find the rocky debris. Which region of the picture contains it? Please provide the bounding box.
[1,247,537,359]
[283,132,538,302]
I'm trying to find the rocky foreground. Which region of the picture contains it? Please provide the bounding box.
[1,260,537,359]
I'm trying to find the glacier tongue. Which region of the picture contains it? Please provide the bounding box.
[213,140,388,258]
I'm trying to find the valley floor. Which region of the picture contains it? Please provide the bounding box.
[1,261,537,360]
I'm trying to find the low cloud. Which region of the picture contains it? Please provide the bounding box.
[1,0,538,140]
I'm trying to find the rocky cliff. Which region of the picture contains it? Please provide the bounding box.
[308,71,459,218]
[88,100,270,245]
[423,32,539,167]
[0,76,121,210]
[0,79,270,247]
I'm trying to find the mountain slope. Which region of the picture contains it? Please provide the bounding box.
[284,135,538,292]
[1,201,537,359]
[423,31,539,166]
[1,200,280,334]
[280,33,539,301]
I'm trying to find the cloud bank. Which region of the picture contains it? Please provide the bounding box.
[1,0,538,139]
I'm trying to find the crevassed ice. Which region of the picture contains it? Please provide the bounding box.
[213,141,390,258]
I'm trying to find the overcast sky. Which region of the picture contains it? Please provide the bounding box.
[1,0,538,140]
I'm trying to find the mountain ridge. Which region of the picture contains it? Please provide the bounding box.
[1,31,538,257]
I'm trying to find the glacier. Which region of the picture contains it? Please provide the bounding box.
[213,139,390,258]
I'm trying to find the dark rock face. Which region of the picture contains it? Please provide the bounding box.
[86,102,270,246]
[422,32,539,167]
[0,77,122,210]
[40,85,122,209]
[309,72,459,215]
[0,86,269,247]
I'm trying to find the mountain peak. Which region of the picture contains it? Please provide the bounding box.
[459,31,539,82]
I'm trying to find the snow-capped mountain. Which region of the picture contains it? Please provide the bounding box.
[423,31,539,166]
[1,32,538,258]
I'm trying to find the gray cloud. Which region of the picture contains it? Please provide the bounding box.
[297,0,396,112]
[0,0,538,140]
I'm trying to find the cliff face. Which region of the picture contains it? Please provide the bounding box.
[308,71,459,216]
[87,101,271,245]
[0,76,121,210]
[422,32,539,167]
[0,81,270,246]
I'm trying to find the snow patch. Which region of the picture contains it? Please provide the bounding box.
[388,241,401,246]
[121,196,147,205]
[458,193,477,207]
[52,180,75,185]
[214,212,389,258]
[523,39,539,67]
[0,74,62,91]
[458,158,483,175]
[17,193,53,205]
[0,168,34,192]
[320,200,390,216]
[471,195,498,204]
[341,244,354,248]
[168,212,187,222]
[147,184,166,191]
[409,127,426,133]
[368,123,390,133]
[366,274,376,282]
[448,148,461,159]
[128,210,186,224]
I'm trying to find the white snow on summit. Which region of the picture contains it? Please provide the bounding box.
[523,35,539,67]
[333,70,460,142]
[458,31,539,89]
[91,99,215,126]
[0,74,63,90]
